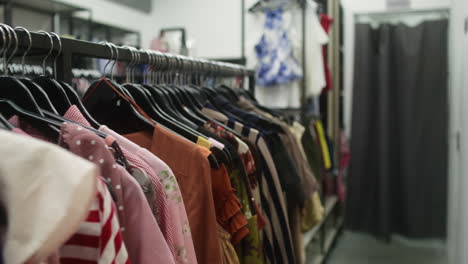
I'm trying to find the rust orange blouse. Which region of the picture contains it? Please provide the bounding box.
[124,125,222,264]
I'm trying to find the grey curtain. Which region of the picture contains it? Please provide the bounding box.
[345,19,448,239]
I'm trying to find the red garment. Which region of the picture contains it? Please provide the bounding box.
[338,131,350,203]
[321,14,333,94]
[61,174,129,264]
[211,164,249,245]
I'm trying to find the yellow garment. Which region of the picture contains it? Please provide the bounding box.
[196,136,212,149]
[301,192,325,232]
[231,170,264,264]
[314,121,332,170]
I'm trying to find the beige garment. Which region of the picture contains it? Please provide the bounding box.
[289,122,308,162]
[0,130,97,264]
[217,224,240,264]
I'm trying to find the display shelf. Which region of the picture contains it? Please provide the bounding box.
[304,194,343,264]
[310,254,325,264]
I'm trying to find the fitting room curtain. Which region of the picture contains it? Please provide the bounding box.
[345,19,448,239]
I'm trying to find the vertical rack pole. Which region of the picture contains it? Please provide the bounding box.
[301,0,307,118]
[241,0,246,61]
[248,73,256,94]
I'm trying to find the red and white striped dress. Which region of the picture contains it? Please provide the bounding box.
[60,177,130,264]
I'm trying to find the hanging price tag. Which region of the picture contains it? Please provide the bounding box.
[387,0,410,9]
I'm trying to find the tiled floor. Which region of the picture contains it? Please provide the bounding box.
[326,231,447,264]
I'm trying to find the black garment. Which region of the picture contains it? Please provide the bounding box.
[346,20,448,239]
[209,106,297,264]
[211,96,306,207]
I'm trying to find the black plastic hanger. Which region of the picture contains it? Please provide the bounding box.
[217,84,240,102]
[0,25,45,117]
[82,43,154,134]
[155,84,199,129]
[140,85,189,128]
[157,59,204,125]
[47,32,101,128]
[0,99,60,136]
[61,80,102,128]
[0,113,13,130]
[184,84,245,139]
[171,84,208,124]
[31,31,72,114]
[167,84,206,126]
[127,48,209,143]
[83,77,154,134]
[13,27,59,115]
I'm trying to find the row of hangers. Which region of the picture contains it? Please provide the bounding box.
[0,25,259,172]
[0,25,282,213]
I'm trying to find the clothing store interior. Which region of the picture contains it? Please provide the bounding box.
[0,0,466,263]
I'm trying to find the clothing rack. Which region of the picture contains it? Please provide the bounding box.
[6,29,257,93]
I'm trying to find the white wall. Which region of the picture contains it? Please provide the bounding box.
[54,0,157,48]
[151,0,242,59]
[449,0,468,262]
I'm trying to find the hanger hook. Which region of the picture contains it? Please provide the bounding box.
[147,50,153,84]
[49,32,62,79]
[14,26,32,77]
[141,49,152,84]
[155,51,165,84]
[100,41,114,78]
[150,50,156,84]
[121,45,133,83]
[154,51,161,84]
[3,25,18,75]
[0,26,6,64]
[130,47,137,83]
[0,24,11,75]
[131,47,140,83]
[109,43,119,80]
[36,30,54,76]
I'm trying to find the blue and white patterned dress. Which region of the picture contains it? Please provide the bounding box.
[255,8,303,87]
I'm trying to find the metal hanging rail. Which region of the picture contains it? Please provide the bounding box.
[7,29,257,93]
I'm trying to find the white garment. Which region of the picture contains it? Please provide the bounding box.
[256,80,301,108]
[255,10,303,108]
[305,0,329,97]
[1,131,97,264]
